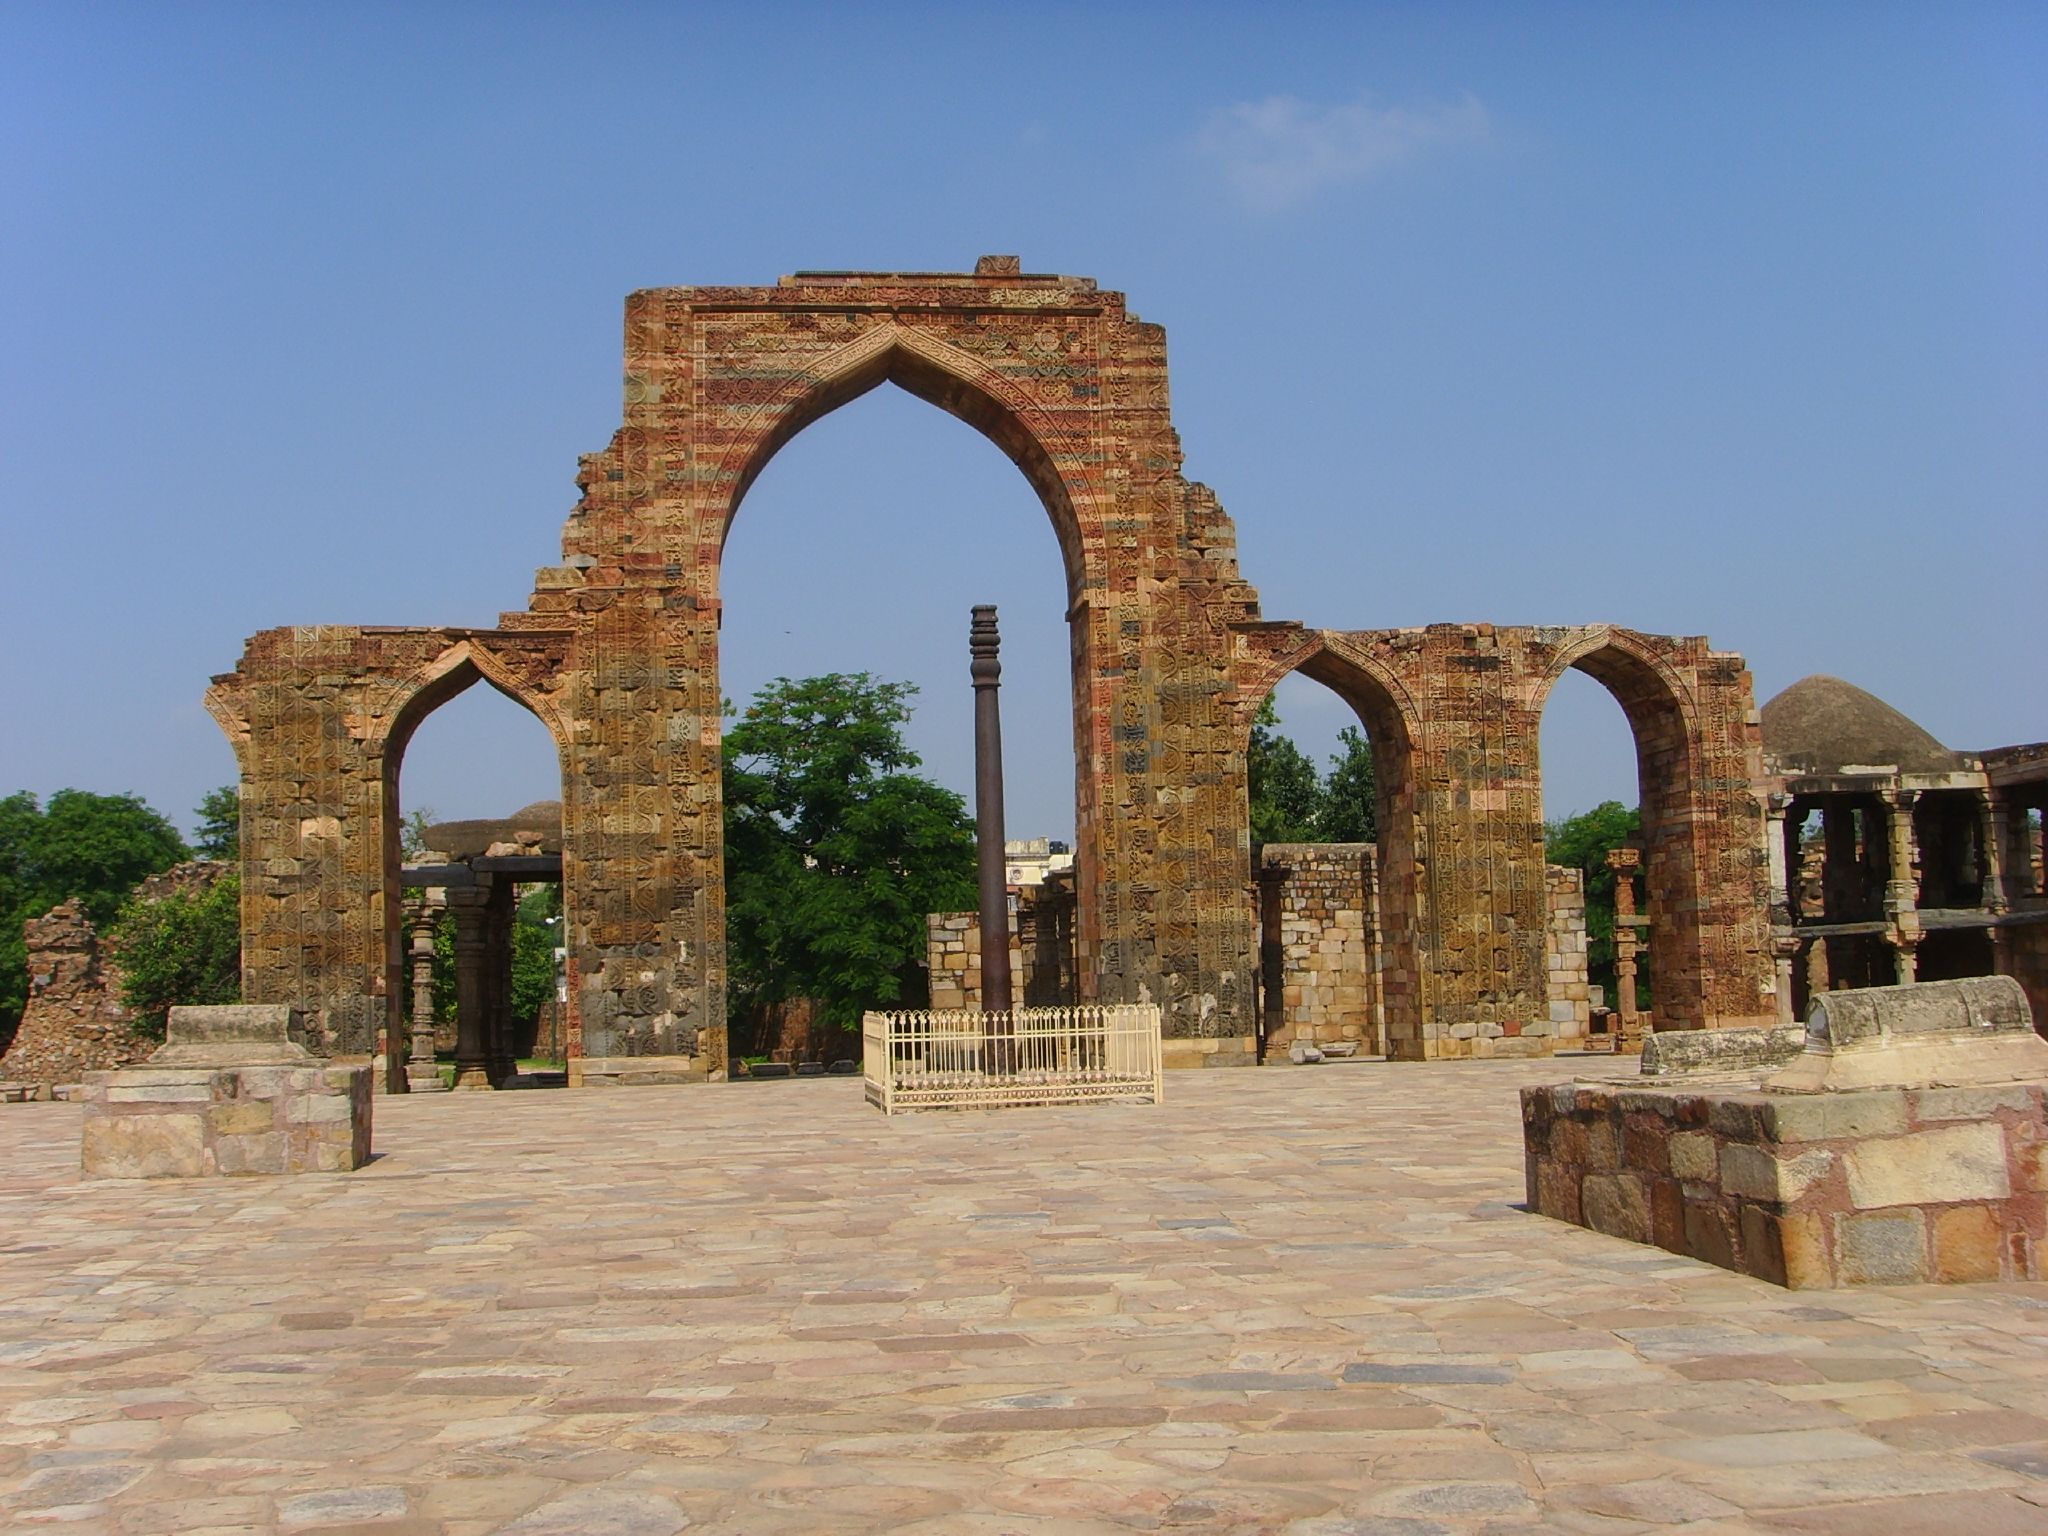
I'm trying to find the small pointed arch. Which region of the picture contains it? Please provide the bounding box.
[1232,626,1427,1056]
[711,324,1093,600]
[1535,626,1701,789]
[379,639,571,769]
[1535,625,1711,1031]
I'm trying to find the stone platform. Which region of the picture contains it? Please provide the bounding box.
[1525,978,2048,1288]
[5,1061,2047,1532]
[79,1004,372,1178]
[1523,1076,2046,1287]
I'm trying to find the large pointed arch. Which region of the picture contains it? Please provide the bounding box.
[1535,626,1709,1031]
[1233,627,1429,1057]
[708,323,1096,601]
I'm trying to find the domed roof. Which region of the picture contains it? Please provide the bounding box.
[1761,676,1958,776]
[419,800,563,860]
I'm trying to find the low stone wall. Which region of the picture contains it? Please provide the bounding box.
[1258,843,1381,1055]
[1544,867,1590,1041]
[925,912,1027,1013]
[81,1062,372,1177]
[1523,1077,2047,1286]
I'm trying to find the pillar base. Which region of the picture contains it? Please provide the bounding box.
[405,1062,449,1093]
[450,1064,495,1091]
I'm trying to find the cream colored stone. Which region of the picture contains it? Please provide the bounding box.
[1719,1144,1834,1203]
[1845,1124,2012,1210]
[81,1112,205,1179]
[1669,1131,1718,1182]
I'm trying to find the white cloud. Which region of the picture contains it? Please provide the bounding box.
[1197,91,1490,212]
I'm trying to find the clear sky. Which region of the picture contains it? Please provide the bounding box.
[3,2,2042,843]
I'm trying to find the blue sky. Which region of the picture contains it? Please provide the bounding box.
[2,2,2042,842]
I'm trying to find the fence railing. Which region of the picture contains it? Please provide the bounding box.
[862,1004,1163,1115]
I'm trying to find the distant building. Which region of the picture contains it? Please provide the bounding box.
[1004,837,1074,890]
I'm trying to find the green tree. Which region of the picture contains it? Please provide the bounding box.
[111,873,242,1040]
[1247,696,1322,844]
[1317,725,1378,843]
[1,790,188,1041]
[722,673,977,1030]
[511,884,562,1044]
[193,785,241,861]
[1544,800,1646,1006]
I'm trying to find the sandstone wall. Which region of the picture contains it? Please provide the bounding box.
[1257,843,1380,1054]
[3,863,229,1092]
[1545,867,1591,1042]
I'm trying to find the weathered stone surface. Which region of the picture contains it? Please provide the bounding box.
[148,1004,314,1067]
[1845,1123,2011,1209]
[1837,1209,1928,1285]
[1581,1173,1649,1242]
[79,1064,371,1178]
[1769,976,2048,1094]
[1933,1205,2005,1283]
[1642,1024,1805,1076]
[79,1110,204,1178]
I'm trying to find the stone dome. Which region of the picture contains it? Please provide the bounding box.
[418,800,563,860]
[1760,676,1958,776]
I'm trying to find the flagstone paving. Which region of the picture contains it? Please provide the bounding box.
[2,1059,2045,1534]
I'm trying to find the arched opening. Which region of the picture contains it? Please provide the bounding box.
[382,657,567,1091]
[712,369,1084,1064]
[1539,669,1651,1045]
[1538,639,1706,1035]
[1241,637,1420,1062]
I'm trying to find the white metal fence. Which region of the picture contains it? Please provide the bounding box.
[863,1004,1163,1114]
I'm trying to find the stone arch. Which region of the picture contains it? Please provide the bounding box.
[709,325,1094,601]
[371,642,572,1083]
[685,322,1125,1044]
[1536,627,1710,1030]
[1233,628,1428,1055]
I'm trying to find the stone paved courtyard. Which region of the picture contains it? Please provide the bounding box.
[3,1060,2046,1535]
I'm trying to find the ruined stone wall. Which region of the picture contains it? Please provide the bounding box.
[208,628,581,1081]
[925,911,1034,1012]
[1233,624,1774,1059]
[1257,843,1380,1054]
[214,264,1269,1074]
[2,863,229,1091]
[1545,866,1591,1043]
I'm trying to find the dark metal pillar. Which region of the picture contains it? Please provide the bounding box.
[970,605,1013,1016]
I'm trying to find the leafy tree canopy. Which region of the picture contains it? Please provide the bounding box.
[193,785,240,862]
[723,673,977,1030]
[1544,800,1646,1004]
[113,872,241,1040]
[1,789,188,1038]
[1248,697,1378,845]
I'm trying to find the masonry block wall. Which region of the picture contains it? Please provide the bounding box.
[1545,866,1591,1042]
[1258,843,1381,1054]
[925,912,1030,1013]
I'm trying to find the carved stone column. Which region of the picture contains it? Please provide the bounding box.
[1885,790,1921,983]
[1980,791,2012,915]
[1764,795,1795,1024]
[445,883,493,1090]
[405,896,447,1092]
[1607,847,1645,1048]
